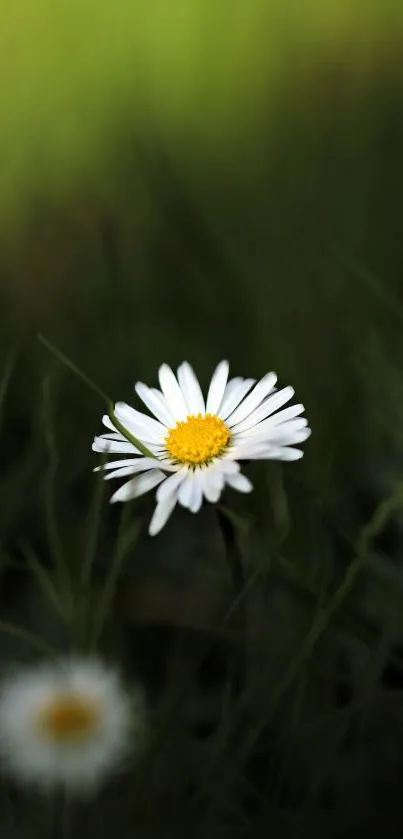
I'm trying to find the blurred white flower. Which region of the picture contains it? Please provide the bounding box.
[0,657,139,794]
[93,361,311,535]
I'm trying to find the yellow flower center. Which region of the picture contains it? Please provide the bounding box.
[38,693,102,743]
[165,413,231,465]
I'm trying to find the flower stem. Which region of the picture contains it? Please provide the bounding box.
[42,376,73,616]
[216,506,247,697]
[37,334,111,404]
[109,410,155,459]
[37,334,155,459]
[90,509,141,649]
[0,620,59,658]
[216,507,245,596]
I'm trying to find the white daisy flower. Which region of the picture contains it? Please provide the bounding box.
[93,361,311,536]
[0,657,139,794]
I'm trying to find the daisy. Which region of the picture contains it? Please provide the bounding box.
[93,361,311,536]
[0,657,140,794]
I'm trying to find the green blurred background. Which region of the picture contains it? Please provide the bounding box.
[1,1,403,835]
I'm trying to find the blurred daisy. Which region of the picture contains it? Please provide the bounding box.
[0,657,138,794]
[93,361,311,536]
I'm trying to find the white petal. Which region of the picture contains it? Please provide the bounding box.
[201,470,222,503]
[218,378,256,420]
[208,465,226,493]
[201,467,225,503]
[271,447,304,461]
[177,471,204,513]
[190,472,203,513]
[158,364,188,421]
[267,403,305,426]
[229,438,280,458]
[226,372,277,427]
[177,362,205,415]
[256,416,309,439]
[95,457,142,472]
[267,426,311,446]
[103,458,175,481]
[97,432,127,442]
[151,388,178,419]
[216,377,242,413]
[93,438,139,455]
[206,360,229,414]
[110,470,166,502]
[235,422,311,453]
[230,386,295,434]
[227,440,277,459]
[149,495,178,536]
[114,402,166,443]
[135,383,175,427]
[235,416,308,442]
[225,472,253,493]
[178,472,195,509]
[156,467,188,502]
[104,464,149,481]
[277,417,308,431]
[102,415,118,431]
[243,446,304,461]
[220,459,241,475]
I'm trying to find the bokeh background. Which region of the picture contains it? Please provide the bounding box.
[1,1,403,836]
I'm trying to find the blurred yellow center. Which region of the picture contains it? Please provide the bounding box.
[38,694,101,743]
[166,413,231,465]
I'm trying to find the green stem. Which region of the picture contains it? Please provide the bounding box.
[0,620,59,658]
[109,410,155,459]
[42,377,72,615]
[243,480,403,755]
[216,507,245,596]
[37,334,155,459]
[238,552,365,763]
[80,467,106,594]
[75,466,108,650]
[37,334,111,404]
[19,540,66,620]
[90,512,141,648]
[216,507,247,716]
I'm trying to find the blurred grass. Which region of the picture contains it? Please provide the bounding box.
[0,1,403,836]
[0,0,402,227]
